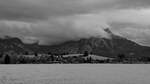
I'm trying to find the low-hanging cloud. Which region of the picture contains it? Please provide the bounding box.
[1,0,150,45]
[0,17,110,45]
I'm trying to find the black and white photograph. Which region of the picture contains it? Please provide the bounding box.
[0,0,150,84]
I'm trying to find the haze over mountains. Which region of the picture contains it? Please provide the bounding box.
[0,28,150,58]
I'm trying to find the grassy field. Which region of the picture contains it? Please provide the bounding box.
[0,64,150,84]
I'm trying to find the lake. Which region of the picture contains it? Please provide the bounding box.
[0,64,150,84]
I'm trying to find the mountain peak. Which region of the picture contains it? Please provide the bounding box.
[103,28,126,40]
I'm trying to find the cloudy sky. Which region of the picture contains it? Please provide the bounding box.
[0,0,150,46]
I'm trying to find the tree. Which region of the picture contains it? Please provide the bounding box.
[25,51,29,55]
[51,55,55,61]
[86,56,92,63]
[117,54,125,62]
[83,51,89,57]
[48,52,52,55]
[0,52,4,58]
[4,54,10,64]
[34,52,38,57]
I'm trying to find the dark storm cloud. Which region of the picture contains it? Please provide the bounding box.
[0,0,150,21]
[0,0,114,21]
[0,0,48,21]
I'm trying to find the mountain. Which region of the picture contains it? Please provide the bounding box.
[0,36,26,53]
[48,28,150,57]
[0,28,150,58]
[0,36,41,54]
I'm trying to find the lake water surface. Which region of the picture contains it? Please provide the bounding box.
[0,64,150,84]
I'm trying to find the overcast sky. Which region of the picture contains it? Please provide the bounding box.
[0,0,150,46]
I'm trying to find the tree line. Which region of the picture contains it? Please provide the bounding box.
[0,51,150,64]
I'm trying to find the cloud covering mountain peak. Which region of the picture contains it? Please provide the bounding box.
[0,0,150,45]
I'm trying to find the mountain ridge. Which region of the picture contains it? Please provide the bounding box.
[0,28,150,58]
